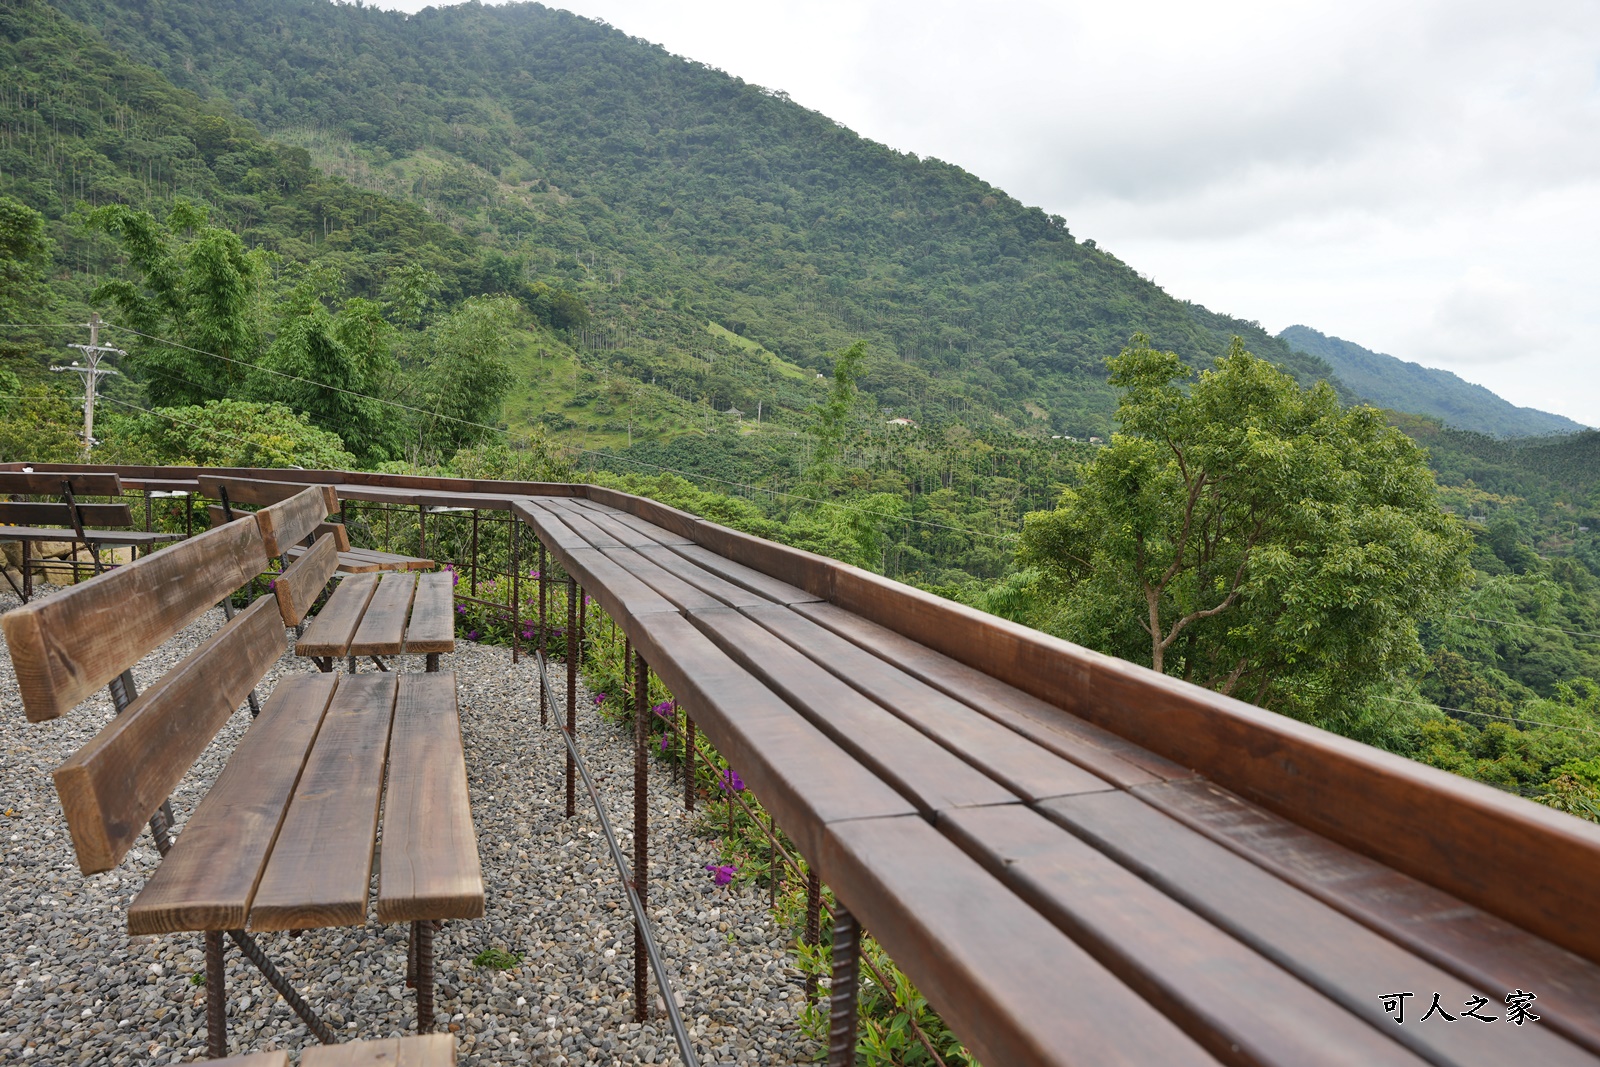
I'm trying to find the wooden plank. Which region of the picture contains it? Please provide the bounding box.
[667,543,821,605]
[550,499,666,548]
[249,673,398,931]
[253,485,338,557]
[272,533,339,627]
[0,470,122,496]
[197,474,316,508]
[0,526,181,546]
[574,499,695,545]
[552,546,681,624]
[689,609,1018,815]
[0,502,133,526]
[512,498,591,554]
[377,672,483,922]
[339,547,433,571]
[744,605,1113,802]
[403,572,456,655]
[349,572,419,657]
[940,805,1427,1067]
[633,545,772,609]
[1137,777,1600,1056]
[821,814,1221,1067]
[624,611,915,864]
[793,601,1188,787]
[2,517,269,722]
[538,498,625,550]
[1040,791,1599,1067]
[129,673,339,933]
[314,521,352,551]
[53,597,283,874]
[301,1034,456,1067]
[599,545,727,614]
[296,573,380,658]
[208,1052,290,1067]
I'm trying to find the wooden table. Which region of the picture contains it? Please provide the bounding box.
[296,570,456,672]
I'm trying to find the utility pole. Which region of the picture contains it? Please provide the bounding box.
[51,313,125,458]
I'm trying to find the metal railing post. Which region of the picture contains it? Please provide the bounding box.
[828,906,862,1066]
[538,541,548,726]
[634,649,650,1022]
[566,576,578,819]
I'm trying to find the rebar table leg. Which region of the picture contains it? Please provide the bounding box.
[634,650,650,1022]
[415,919,436,1033]
[804,871,822,1004]
[685,715,696,812]
[828,906,861,1067]
[566,576,578,819]
[538,542,548,725]
[205,930,227,1059]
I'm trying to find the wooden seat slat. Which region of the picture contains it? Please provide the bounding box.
[538,498,625,550]
[314,521,352,551]
[272,534,340,627]
[1138,777,1600,1056]
[941,804,1428,1067]
[556,546,681,622]
[743,604,1114,803]
[208,1052,289,1067]
[376,672,483,923]
[52,597,283,874]
[632,545,773,608]
[512,498,591,554]
[793,600,1190,787]
[597,544,728,614]
[3,517,270,723]
[627,611,915,864]
[403,572,456,655]
[349,572,418,657]
[302,1033,457,1066]
[0,525,182,545]
[821,813,1221,1067]
[548,498,667,548]
[573,499,695,545]
[197,474,312,508]
[0,501,135,526]
[1040,790,1600,1067]
[129,673,341,934]
[0,470,122,496]
[283,543,434,574]
[667,543,821,605]
[250,673,398,931]
[688,608,1021,816]
[253,485,338,557]
[296,574,381,657]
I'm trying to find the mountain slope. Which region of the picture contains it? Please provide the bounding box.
[47,0,1340,437]
[1280,325,1586,438]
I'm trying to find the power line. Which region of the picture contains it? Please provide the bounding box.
[1446,613,1600,642]
[1374,695,1600,736]
[98,322,1019,541]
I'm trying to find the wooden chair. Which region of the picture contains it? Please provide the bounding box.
[0,470,182,601]
[2,487,483,1059]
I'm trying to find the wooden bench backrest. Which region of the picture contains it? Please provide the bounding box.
[272,534,340,626]
[0,471,123,497]
[198,474,329,509]
[251,485,339,557]
[0,501,136,527]
[3,515,282,874]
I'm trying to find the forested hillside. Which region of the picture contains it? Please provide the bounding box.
[1281,325,1586,437]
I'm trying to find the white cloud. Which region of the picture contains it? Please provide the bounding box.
[368,0,1600,425]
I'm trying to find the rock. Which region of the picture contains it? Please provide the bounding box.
[1,541,19,568]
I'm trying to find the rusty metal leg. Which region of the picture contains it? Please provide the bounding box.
[415,919,436,1033]
[406,921,419,987]
[577,583,586,667]
[425,652,439,673]
[828,906,861,1067]
[565,576,577,819]
[510,517,520,665]
[205,930,227,1059]
[804,871,822,1004]
[538,543,548,726]
[21,539,30,602]
[769,813,779,908]
[685,715,696,812]
[633,651,649,1023]
[228,930,337,1044]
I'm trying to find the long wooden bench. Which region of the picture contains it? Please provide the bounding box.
[215,1034,456,1067]
[198,474,433,574]
[0,470,183,600]
[2,486,483,1059]
[520,491,1600,1067]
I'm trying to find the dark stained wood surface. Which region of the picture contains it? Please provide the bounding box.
[250,673,398,931]
[665,544,820,605]
[0,501,134,526]
[252,485,338,557]
[596,545,728,614]
[632,545,773,609]
[0,470,123,496]
[272,533,339,627]
[0,526,182,546]
[573,499,695,545]
[403,572,456,655]
[349,572,419,657]
[128,673,339,933]
[296,573,380,658]
[52,596,283,874]
[198,474,322,508]
[376,672,483,923]
[2,516,269,722]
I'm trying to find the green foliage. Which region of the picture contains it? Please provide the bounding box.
[416,296,519,459]
[99,398,357,469]
[471,947,521,971]
[0,194,51,324]
[1018,336,1473,723]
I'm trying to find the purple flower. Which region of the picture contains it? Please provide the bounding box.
[265,580,277,591]
[704,863,736,886]
[593,693,608,705]
[660,734,670,751]
[456,605,467,615]
[530,569,541,579]
[652,700,674,718]
[719,769,744,793]
[521,629,535,640]
[466,630,480,642]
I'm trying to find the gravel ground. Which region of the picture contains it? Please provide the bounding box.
[0,583,817,1065]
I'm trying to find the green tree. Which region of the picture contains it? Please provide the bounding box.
[415,295,519,459]
[100,398,358,470]
[0,195,51,324]
[807,340,868,488]
[1017,336,1472,721]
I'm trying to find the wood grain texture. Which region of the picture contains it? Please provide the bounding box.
[688,608,1017,815]
[599,545,727,614]
[792,601,1188,787]
[0,470,122,496]
[349,572,418,657]
[402,572,455,655]
[744,605,1112,803]
[314,521,352,551]
[1041,791,1598,1067]
[2,516,269,722]
[511,498,592,553]
[632,545,772,609]
[0,526,181,546]
[557,547,681,623]
[301,1034,456,1067]
[376,672,483,923]
[940,804,1426,1067]
[253,485,337,557]
[573,499,695,545]
[272,534,339,627]
[207,1052,290,1067]
[198,475,329,508]
[537,498,625,549]
[249,672,397,931]
[1136,777,1600,1056]
[665,544,820,605]
[0,502,134,526]
[128,673,339,933]
[822,814,1221,1067]
[336,547,432,571]
[53,596,282,874]
[296,573,380,657]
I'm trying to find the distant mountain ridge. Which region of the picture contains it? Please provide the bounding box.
[1279,325,1587,438]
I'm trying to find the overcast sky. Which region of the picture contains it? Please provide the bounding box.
[371,0,1600,426]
